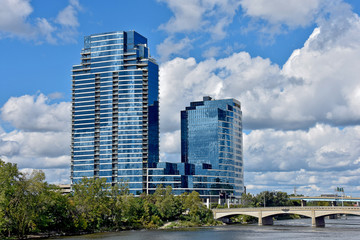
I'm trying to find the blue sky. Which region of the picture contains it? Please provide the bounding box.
[1,0,360,196]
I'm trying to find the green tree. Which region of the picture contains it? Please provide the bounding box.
[240,193,256,207]
[152,186,183,221]
[0,161,70,238]
[0,159,23,238]
[183,191,214,224]
[253,191,292,207]
[71,177,112,231]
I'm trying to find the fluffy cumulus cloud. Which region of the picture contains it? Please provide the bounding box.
[1,94,70,132]
[246,168,360,196]
[159,1,360,194]
[160,0,360,131]
[244,124,360,172]
[156,37,193,62]
[157,0,242,60]
[0,0,33,37]
[0,94,71,184]
[240,0,324,28]
[0,0,81,43]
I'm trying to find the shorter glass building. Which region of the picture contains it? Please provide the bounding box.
[148,96,244,202]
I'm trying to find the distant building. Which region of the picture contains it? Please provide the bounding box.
[71,31,159,195]
[56,184,71,194]
[148,96,244,201]
[181,96,244,199]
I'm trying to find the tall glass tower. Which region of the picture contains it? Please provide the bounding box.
[71,31,159,195]
[181,96,244,198]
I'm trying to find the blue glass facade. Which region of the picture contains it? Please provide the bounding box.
[180,96,244,198]
[147,97,244,200]
[71,31,159,195]
[71,31,243,201]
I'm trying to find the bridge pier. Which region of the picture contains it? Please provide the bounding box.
[258,211,274,225]
[312,216,325,227]
[259,216,274,225]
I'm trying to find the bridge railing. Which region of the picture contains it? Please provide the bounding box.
[212,206,360,211]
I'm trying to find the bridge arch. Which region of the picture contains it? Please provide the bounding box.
[315,211,360,218]
[216,211,312,224]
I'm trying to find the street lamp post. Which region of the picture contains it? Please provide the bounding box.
[263,192,266,208]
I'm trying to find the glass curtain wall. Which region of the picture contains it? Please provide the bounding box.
[71,31,159,195]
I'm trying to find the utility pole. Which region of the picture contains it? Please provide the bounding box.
[263,192,266,207]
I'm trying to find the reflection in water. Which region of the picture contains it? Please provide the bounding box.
[56,216,360,240]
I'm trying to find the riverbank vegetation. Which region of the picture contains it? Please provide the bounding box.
[0,160,218,239]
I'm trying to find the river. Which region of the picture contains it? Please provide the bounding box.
[55,216,360,240]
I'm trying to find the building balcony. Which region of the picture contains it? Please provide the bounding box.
[124,50,136,56]
[123,63,137,67]
[124,57,137,61]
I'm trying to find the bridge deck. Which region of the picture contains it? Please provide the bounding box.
[290,196,360,202]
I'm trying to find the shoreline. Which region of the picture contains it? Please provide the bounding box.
[25,220,224,239]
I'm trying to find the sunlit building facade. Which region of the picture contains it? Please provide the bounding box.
[148,97,244,200]
[71,31,243,200]
[71,31,159,195]
[180,96,244,199]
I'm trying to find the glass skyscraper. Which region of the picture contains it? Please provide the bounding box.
[71,31,159,195]
[180,96,244,199]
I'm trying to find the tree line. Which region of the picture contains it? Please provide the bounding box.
[0,159,216,239]
[238,191,295,208]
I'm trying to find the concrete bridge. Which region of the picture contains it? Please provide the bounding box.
[212,206,360,227]
[290,196,360,206]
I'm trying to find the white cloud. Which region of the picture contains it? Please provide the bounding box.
[159,0,241,36]
[281,15,360,127]
[0,0,33,38]
[0,93,71,183]
[156,37,192,62]
[158,4,360,194]
[244,124,360,172]
[157,0,242,60]
[202,46,221,58]
[0,138,20,157]
[246,168,360,196]
[158,0,206,33]
[21,167,70,184]
[159,3,360,131]
[55,0,81,43]
[1,94,71,132]
[3,131,70,159]
[240,0,323,28]
[160,130,181,154]
[36,18,57,44]
[56,1,80,27]
[0,0,82,43]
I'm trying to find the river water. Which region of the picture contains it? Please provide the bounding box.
[55,216,360,240]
